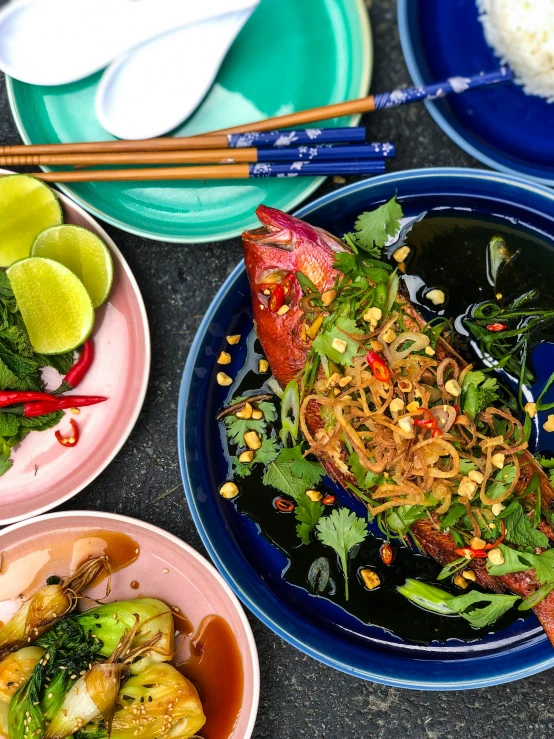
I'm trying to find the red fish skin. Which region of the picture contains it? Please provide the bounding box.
[243,205,344,388]
[242,205,554,646]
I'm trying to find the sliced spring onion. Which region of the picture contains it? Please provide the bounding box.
[519,582,554,611]
[437,557,468,581]
[266,377,283,399]
[280,380,300,447]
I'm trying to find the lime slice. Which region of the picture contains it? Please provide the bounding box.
[0,175,62,268]
[31,224,114,308]
[7,258,94,355]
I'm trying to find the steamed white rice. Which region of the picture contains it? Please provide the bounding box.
[476,0,554,102]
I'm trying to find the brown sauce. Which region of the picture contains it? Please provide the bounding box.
[178,615,244,739]
[172,608,194,637]
[129,580,140,590]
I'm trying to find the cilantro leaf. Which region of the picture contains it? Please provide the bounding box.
[312,317,363,366]
[279,446,325,488]
[232,436,280,478]
[485,464,516,501]
[351,196,403,254]
[316,507,368,600]
[348,452,382,489]
[386,504,427,536]
[487,544,554,584]
[440,502,466,531]
[263,446,314,500]
[500,501,549,549]
[333,252,391,284]
[257,401,277,423]
[462,371,500,418]
[296,498,325,545]
[224,415,266,445]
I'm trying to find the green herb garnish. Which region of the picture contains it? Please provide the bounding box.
[316,507,368,600]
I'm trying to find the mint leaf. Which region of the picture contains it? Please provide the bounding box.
[316,507,368,600]
[487,544,554,584]
[386,504,427,536]
[500,501,549,548]
[0,412,20,437]
[0,357,20,390]
[312,317,363,366]
[486,464,516,501]
[348,452,382,489]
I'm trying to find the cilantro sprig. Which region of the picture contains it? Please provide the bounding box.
[316,507,368,600]
[343,196,403,257]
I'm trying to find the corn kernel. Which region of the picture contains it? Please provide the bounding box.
[220,482,239,499]
[331,338,347,354]
[487,548,505,566]
[238,450,254,463]
[453,574,468,589]
[491,452,505,469]
[389,398,405,413]
[426,288,446,305]
[306,490,323,502]
[468,470,484,484]
[383,328,397,343]
[339,375,352,387]
[218,351,232,364]
[277,304,290,316]
[258,359,269,373]
[445,379,461,397]
[251,409,263,420]
[244,431,262,450]
[458,477,478,500]
[216,372,232,386]
[398,416,414,434]
[370,340,384,352]
[424,346,435,356]
[524,402,537,419]
[235,402,253,420]
[321,289,336,306]
[393,245,411,263]
[227,334,241,345]
[328,372,342,387]
[470,536,486,550]
[406,400,420,413]
[491,502,505,516]
[544,415,554,433]
[363,307,383,322]
[360,569,380,590]
[462,570,476,582]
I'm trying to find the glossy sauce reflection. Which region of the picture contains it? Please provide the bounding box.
[179,615,243,739]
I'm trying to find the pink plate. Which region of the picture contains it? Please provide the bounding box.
[0,175,150,524]
[0,511,259,739]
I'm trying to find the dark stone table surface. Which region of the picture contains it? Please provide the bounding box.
[2,0,554,736]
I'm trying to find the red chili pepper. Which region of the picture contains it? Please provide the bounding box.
[431,428,443,438]
[484,520,506,550]
[455,547,489,559]
[322,494,336,505]
[0,390,57,408]
[414,408,438,432]
[366,351,391,383]
[54,339,94,394]
[486,322,508,332]
[269,284,285,313]
[3,395,107,418]
[275,497,295,513]
[55,419,79,448]
[281,272,296,297]
[380,543,393,566]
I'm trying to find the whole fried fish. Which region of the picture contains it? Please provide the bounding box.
[243,204,554,645]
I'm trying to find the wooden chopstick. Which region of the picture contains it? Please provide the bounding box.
[3,160,387,183]
[0,69,512,157]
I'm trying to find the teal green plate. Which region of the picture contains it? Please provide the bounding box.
[6,0,372,243]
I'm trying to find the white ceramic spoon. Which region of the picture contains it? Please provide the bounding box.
[0,0,257,85]
[95,6,258,140]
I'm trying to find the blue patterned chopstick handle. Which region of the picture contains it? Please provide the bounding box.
[248,160,386,178]
[226,127,369,148]
[372,66,513,110]
[257,143,395,162]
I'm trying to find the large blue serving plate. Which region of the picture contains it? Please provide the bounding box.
[178,168,554,689]
[398,0,554,186]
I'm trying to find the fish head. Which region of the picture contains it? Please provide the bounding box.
[242,205,346,387]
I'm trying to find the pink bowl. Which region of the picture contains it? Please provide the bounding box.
[0,511,260,739]
[0,174,150,524]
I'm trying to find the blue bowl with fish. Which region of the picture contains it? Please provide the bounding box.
[178,167,554,689]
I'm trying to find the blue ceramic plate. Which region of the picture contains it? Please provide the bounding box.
[398,0,554,186]
[178,168,554,689]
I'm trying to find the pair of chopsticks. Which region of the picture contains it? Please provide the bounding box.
[0,67,512,183]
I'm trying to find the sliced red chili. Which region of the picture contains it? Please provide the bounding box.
[431,428,443,438]
[268,284,285,313]
[414,407,438,433]
[55,419,79,448]
[414,418,435,429]
[274,497,295,513]
[322,494,335,505]
[454,547,488,559]
[380,543,393,566]
[281,273,296,296]
[366,351,391,383]
[486,322,508,332]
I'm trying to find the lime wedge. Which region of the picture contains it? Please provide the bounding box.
[31,224,114,308]
[0,175,62,268]
[7,258,94,355]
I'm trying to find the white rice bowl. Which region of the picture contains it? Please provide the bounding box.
[476,0,554,102]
